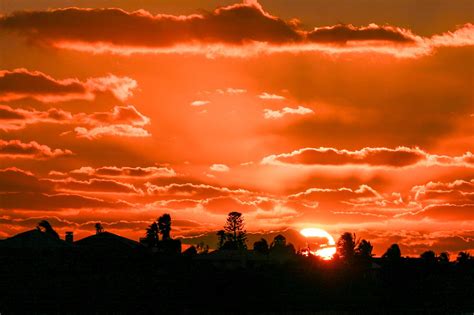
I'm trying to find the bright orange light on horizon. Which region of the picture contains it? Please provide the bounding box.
[300,228,337,260]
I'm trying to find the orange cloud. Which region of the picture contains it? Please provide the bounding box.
[1,3,472,57]
[411,179,474,205]
[70,166,176,179]
[0,167,52,192]
[262,147,474,168]
[78,105,149,126]
[0,69,136,102]
[0,105,72,131]
[306,24,415,43]
[73,124,151,139]
[209,164,230,172]
[190,100,210,106]
[45,178,144,195]
[0,167,133,210]
[0,139,73,159]
[0,192,131,210]
[258,92,285,100]
[398,204,474,221]
[0,104,151,139]
[263,106,313,119]
[145,182,250,198]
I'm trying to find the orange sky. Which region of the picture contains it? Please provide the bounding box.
[0,0,473,255]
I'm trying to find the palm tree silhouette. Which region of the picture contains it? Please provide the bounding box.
[158,214,172,240]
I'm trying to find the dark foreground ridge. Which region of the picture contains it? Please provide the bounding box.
[0,215,473,314]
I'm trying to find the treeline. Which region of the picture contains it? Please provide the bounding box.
[25,211,474,264]
[0,212,473,313]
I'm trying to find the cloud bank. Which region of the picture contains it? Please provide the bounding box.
[1,3,472,57]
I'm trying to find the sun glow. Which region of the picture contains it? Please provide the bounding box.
[300,228,337,260]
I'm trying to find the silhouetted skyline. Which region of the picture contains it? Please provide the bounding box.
[1,0,473,261]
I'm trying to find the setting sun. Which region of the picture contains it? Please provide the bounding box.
[300,228,337,260]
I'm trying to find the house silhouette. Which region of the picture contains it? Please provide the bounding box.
[0,229,70,249]
[74,231,143,252]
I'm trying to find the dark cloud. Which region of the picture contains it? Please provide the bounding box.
[401,204,474,221]
[0,139,73,159]
[0,3,424,51]
[0,69,136,102]
[0,192,130,210]
[262,147,473,168]
[0,167,53,192]
[307,24,414,43]
[70,165,176,179]
[46,178,143,194]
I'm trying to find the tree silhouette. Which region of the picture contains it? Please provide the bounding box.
[456,251,471,265]
[271,234,287,248]
[223,212,247,249]
[37,220,60,239]
[355,239,373,267]
[420,250,437,265]
[438,252,450,264]
[336,232,358,262]
[145,222,159,247]
[253,238,269,254]
[158,214,172,240]
[356,239,373,258]
[269,235,295,257]
[382,244,402,262]
[95,223,104,234]
[216,230,226,249]
[196,242,209,254]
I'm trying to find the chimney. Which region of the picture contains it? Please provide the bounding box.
[65,231,74,243]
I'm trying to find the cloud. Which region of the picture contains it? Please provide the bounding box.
[263,106,313,119]
[258,92,285,100]
[0,105,73,131]
[0,104,151,138]
[70,165,176,179]
[78,104,149,126]
[0,167,53,192]
[190,100,210,106]
[430,23,474,48]
[216,88,247,95]
[83,75,137,102]
[0,139,73,159]
[0,167,133,210]
[0,192,131,210]
[0,69,136,102]
[145,182,249,198]
[74,124,151,139]
[71,105,151,139]
[411,179,474,205]
[209,164,230,172]
[261,146,474,168]
[1,3,471,57]
[306,24,416,43]
[414,179,474,193]
[287,184,385,212]
[398,204,474,221]
[45,178,144,195]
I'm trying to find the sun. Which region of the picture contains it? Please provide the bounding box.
[300,228,337,260]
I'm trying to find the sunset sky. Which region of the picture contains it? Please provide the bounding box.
[0,0,473,255]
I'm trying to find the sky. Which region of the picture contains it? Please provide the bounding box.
[0,0,473,256]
